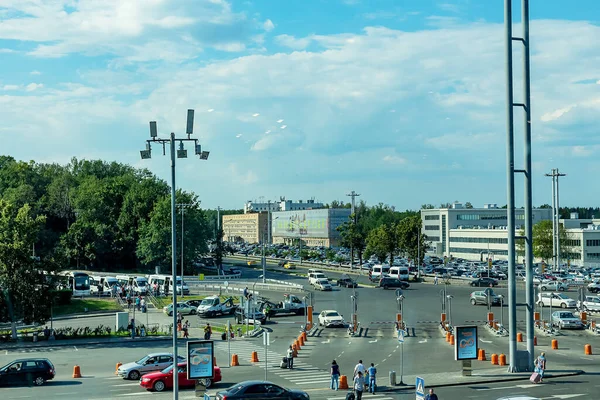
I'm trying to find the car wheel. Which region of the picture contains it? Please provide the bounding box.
[470,299,477,306]
[190,309,196,315]
[33,376,45,386]
[203,378,212,388]
[383,285,388,290]
[561,303,567,309]
[558,287,565,292]
[470,283,476,287]
[128,370,140,380]
[153,380,166,392]
[168,311,173,316]
[541,286,547,291]
[539,302,545,307]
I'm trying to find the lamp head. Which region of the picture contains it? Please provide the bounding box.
[177,142,187,159]
[200,151,210,160]
[149,121,157,138]
[186,109,194,135]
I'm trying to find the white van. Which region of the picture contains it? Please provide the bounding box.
[308,272,328,285]
[369,265,390,282]
[132,277,149,295]
[389,266,410,281]
[90,276,120,295]
[148,274,189,295]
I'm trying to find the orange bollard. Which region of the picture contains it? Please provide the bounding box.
[581,312,587,324]
[446,331,451,342]
[72,365,82,378]
[449,334,455,346]
[491,354,499,365]
[299,335,305,346]
[487,312,494,327]
[478,349,486,361]
[295,339,302,350]
[551,339,558,350]
[534,311,540,324]
[292,344,298,357]
[231,354,240,366]
[533,336,537,346]
[339,375,349,389]
[115,362,122,375]
[517,332,523,342]
[441,313,446,323]
[251,351,259,362]
[584,344,592,355]
[498,354,507,366]
[302,331,307,341]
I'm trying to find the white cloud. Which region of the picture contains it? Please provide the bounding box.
[30,70,41,75]
[382,155,407,164]
[275,34,312,50]
[263,19,275,32]
[541,105,576,122]
[2,84,19,91]
[0,48,15,53]
[251,134,281,151]
[25,83,44,92]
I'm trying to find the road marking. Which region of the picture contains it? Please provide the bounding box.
[321,339,331,344]
[387,353,392,357]
[382,358,387,362]
[549,395,585,399]
[419,339,428,343]
[73,346,78,351]
[580,357,593,360]
[4,350,7,355]
[369,339,378,343]
[396,345,399,349]
[112,383,141,387]
[480,338,493,343]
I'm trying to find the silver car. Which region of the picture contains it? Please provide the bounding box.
[117,353,185,380]
[578,296,600,312]
[551,311,584,330]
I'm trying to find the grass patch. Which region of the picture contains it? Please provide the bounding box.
[53,298,122,316]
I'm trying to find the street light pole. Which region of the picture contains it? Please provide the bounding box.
[177,203,193,297]
[139,110,210,400]
[446,295,454,327]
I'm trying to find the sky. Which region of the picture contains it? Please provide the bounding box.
[1,0,599,211]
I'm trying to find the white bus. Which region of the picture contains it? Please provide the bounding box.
[57,271,92,296]
[147,274,189,295]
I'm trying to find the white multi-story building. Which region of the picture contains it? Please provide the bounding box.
[244,198,323,214]
[421,204,600,266]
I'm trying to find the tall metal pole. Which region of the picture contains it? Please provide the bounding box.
[347,191,360,270]
[170,133,179,399]
[504,0,518,372]
[522,0,535,368]
[417,228,421,278]
[181,206,185,297]
[262,233,266,284]
[556,170,562,269]
[267,200,272,244]
[550,170,557,271]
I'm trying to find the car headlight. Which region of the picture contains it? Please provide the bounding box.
[142,377,151,382]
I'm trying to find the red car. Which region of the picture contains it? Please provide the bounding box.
[140,362,222,392]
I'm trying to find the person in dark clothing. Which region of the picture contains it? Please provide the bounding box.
[425,388,439,400]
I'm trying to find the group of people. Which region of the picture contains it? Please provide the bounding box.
[125,292,146,312]
[176,312,190,339]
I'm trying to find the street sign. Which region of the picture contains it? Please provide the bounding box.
[416,376,425,400]
[397,329,406,343]
[224,281,229,287]
[263,332,270,346]
[395,289,403,296]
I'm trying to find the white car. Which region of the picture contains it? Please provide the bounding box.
[163,302,197,316]
[578,295,600,312]
[539,281,568,292]
[318,310,347,328]
[537,292,577,309]
[117,353,185,380]
[588,282,600,294]
[313,278,332,291]
[551,311,584,330]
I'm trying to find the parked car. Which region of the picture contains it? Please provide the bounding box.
[577,295,600,312]
[216,380,310,400]
[163,302,197,316]
[470,278,499,287]
[539,281,568,292]
[0,358,55,386]
[140,363,221,391]
[551,311,584,330]
[337,274,358,288]
[318,310,347,328]
[537,292,577,309]
[588,282,600,294]
[470,290,502,306]
[378,277,410,290]
[117,353,186,380]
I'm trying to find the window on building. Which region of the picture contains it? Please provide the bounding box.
[426,236,440,242]
[588,253,600,259]
[564,239,581,247]
[424,215,440,220]
[449,247,508,256]
[586,239,600,247]
[424,225,439,230]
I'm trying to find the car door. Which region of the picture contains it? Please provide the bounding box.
[176,364,194,388]
[157,355,173,371]
[243,383,269,399]
[141,356,160,373]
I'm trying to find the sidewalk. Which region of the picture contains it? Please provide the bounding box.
[0,334,174,349]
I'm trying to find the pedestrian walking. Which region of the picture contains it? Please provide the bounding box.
[425,388,439,400]
[135,296,141,311]
[243,287,249,299]
[177,311,182,325]
[535,352,547,382]
[353,371,365,400]
[265,304,272,321]
[330,360,340,390]
[126,293,132,309]
[140,297,146,313]
[434,273,439,285]
[367,363,377,393]
[204,323,212,340]
[353,360,365,378]
[286,345,294,369]
[183,320,189,339]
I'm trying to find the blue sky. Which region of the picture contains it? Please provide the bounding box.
[1,0,599,210]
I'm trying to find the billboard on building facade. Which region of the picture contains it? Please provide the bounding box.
[271,209,350,239]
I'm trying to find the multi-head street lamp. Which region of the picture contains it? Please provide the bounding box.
[139,109,209,400]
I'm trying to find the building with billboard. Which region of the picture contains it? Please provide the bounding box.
[271,208,351,247]
[222,213,268,244]
[244,198,323,214]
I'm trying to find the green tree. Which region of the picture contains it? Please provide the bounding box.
[465,202,474,209]
[0,201,60,337]
[337,215,366,267]
[365,223,399,265]
[421,204,436,209]
[517,220,571,263]
[397,215,429,267]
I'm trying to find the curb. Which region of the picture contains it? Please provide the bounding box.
[1,335,174,349]
[383,369,585,392]
[51,311,124,321]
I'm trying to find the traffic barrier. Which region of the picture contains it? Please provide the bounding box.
[445,331,451,342]
[72,365,82,378]
[478,349,486,361]
[339,375,349,389]
[551,339,558,350]
[441,313,446,323]
[292,344,298,357]
[584,344,592,355]
[302,331,307,341]
[534,336,537,346]
[581,312,587,324]
[487,312,494,327]
[397,313,402,323]
[300,335,305,346]
[307,306,313,327]
[295,339,301,350]
[449,334,455,345]
[517,332,523,342]
[231,354,240,366]
[251,351,259,362]
[491,354,499,365]
[534,311,540,325]
[115,362,122,375]
[498,354,507,366]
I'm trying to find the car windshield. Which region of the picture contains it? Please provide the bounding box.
[135,355,149,364]
[161,365,174,373]
[200,299,214,305]
[326,312,340,317]
[557,294,570,299]
[560,312,575,318]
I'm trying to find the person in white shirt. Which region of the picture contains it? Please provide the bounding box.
[353,371,365,400]
[353,360,365,377]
